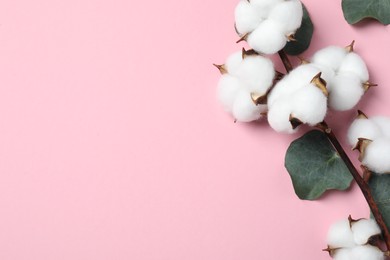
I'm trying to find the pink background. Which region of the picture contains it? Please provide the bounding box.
[0,0,389,259]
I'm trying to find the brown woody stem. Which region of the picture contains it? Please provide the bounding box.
[318,122,390,251]
[278,50,293,73]
[277,50,390,251]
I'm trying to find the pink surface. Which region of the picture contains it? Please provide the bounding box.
[0,0,389,259]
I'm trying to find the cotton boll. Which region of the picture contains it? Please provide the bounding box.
[250,0,284,18]
[250,0,286,5]
[339,53,369,83]
[311,63,335,86]
[251,0,284,7]
[328,74,364,111]
[371,116,390,139]
[350,245,385,260]
[288,64,322,86]
[291,85,327,125]
[333,248,353,260]
[267,70,308,107]
[217,75,242,112]
[267,98,295,133]
[235,56,275,93]
[351,219,381,245]
[235,0,263,35]
[347,119,381,147]
[268,64,323,110]
[327,219,355,248]
[362,137,390,174]
[268,64,319,106]
[268,0,303,34]
[247,19,287,55]
[267,63,331,132]
[312,46,348,71]
[232,90,264,122]
[225,51,243,76]
[267,76,293,106]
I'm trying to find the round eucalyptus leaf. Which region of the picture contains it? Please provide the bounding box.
[342,0,390,25]
[369,174,390,230]
[283,5,314,56]
[285,130,353,200]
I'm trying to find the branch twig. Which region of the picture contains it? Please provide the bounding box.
[278,50,293,73]
[318,122,390,251]
[277,50,390,251]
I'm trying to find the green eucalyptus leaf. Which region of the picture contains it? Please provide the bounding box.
[369,174,390,229]
[342,0,390,25]
[285,130,353,200]
[283,5,314,56]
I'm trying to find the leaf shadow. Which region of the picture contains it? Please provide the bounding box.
[350,18,387,28]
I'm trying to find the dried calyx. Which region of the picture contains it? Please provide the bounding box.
[311,72,328,97]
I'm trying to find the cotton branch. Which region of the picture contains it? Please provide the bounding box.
[318,122,390,252]
[278,50,293,72]
[278,50,390,252]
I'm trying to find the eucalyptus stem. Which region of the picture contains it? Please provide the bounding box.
[278,50,390,251]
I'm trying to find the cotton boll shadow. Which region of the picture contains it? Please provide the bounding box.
[243,117,323,153]
[326,109,357,131]
[230,116,270,134]
[356,87,378,113]
[237,116,295,143]
[269,53,295,74]
[359,92,375,107]
[325,109,361,155]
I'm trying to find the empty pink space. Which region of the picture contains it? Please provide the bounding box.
[0,0,389,259]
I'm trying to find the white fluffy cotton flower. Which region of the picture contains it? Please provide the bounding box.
[310,45,370,111]
[332,248,352,260]
[235,0,303,55]
[348,115,390,174]
[267,64,327,133]
[351,219,381,245]
[327,73,364,111]
[327,217,384,260]
[362,138,390,174]
[327,219,356,249]
[350,245,385,260]
[216,50,275,122]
